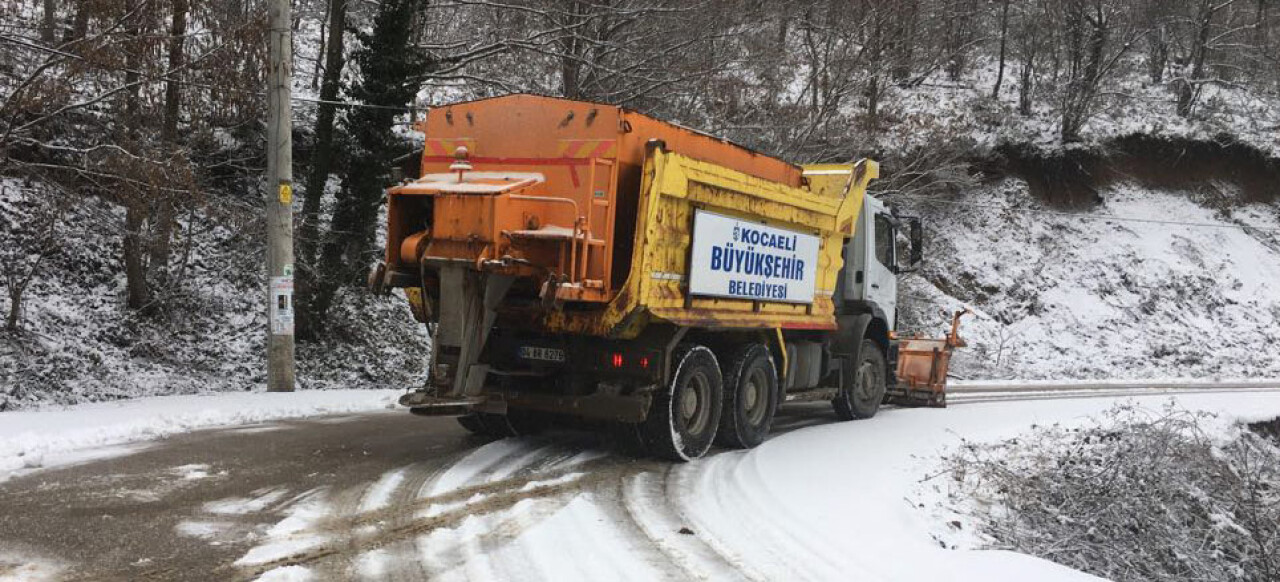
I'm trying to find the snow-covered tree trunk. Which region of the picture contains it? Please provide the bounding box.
[148,0,189,291]
[298,0,348,341]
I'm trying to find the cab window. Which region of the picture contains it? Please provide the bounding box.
[874,214,895,268]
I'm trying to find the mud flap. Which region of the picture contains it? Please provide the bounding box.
[433,265,514,397]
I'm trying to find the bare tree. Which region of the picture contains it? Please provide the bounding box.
[1011,0,1052,116]
[297,0,348,340]
[1,183,63,332]
[1171,0,1254,118]
[1138,0,1171,82]
[992,0,1011,98]
[149,0,190,290]
[120,3,152,310]
[41,0,58,44]
[1058,0,1137,143]
[941,0,983,81]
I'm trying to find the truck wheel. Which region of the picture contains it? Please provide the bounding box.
[644,344,723,461]
[715,344,778,449]
[833,339,886,420]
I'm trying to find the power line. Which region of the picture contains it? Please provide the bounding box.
[291,96,415,112]
[894,194,1280,233]
[0,33,416,113]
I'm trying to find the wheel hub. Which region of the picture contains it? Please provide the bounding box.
[681,388,698,420]
[680,371,711,434]
[744,378,759,410]
[857,362,877,401]
[742,368,770,426]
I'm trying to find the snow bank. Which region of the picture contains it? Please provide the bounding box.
[672,393,1280,581]
[0,389,400,482]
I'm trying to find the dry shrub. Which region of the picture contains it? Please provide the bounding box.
[946,402,1280,582]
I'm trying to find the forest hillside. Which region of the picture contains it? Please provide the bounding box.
[2,0,1278,408]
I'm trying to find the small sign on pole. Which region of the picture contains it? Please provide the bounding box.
[269,276,294,336]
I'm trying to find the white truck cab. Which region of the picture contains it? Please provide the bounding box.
[844,193,922,329]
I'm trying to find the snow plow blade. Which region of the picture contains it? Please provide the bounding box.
[887,309,971,408]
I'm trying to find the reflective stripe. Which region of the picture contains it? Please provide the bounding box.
[425,138,476,156]
[557,139,618,158]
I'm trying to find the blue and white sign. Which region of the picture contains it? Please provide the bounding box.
[689,210,820,304]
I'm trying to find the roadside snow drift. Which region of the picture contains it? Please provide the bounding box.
[0,389,399,482]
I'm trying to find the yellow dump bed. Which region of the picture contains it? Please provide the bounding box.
[540,144,878,338]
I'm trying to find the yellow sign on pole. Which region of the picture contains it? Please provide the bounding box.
[279,182,293,205]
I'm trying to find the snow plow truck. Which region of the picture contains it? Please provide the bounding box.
[369,94,966,461]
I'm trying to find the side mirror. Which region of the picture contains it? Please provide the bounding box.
[909,217,923,267]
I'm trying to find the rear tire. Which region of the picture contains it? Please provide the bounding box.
[643,344,723,461]
[833,339,886,420]
[715,343,778,449]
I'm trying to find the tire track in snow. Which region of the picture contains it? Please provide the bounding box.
[619,466,755,581]
[368,460,455,582]
[229,436,648,581]
[373,440,580,582]
[230,430,867,582]
[587,478,697,581]
[669,451,854,581]
[229,418,928,581]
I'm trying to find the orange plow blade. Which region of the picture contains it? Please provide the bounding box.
[888,309,971,408]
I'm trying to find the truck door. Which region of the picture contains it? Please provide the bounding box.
[841,195,898,325]
[865,210,898,325]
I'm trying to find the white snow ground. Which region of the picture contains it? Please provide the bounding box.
[640,393,1280,581]
[226,391,1280,581]
[0,389,399,482]
[0,548,63,582]
[4,385,1279,580]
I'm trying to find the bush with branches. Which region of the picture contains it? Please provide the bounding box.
[944,402,1280,582]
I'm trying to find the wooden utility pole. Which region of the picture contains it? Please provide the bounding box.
[266,0,295,391]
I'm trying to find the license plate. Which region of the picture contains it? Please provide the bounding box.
[518,346,566,363]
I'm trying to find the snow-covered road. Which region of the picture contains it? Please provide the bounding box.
[2,389,1280,582]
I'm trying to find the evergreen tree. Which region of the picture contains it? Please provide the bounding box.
[311,0,432,329]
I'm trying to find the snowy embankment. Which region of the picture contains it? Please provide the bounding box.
[0,389,399,482]
[903,180,1280,381]
[0,179,429,412]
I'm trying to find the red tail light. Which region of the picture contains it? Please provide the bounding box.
[639,356,650,369]
[611,353,624,368]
